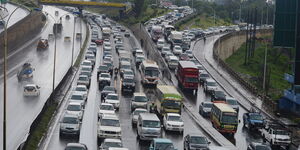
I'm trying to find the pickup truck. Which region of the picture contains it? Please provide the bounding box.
[260,122,291,148]
[243,112,264,130]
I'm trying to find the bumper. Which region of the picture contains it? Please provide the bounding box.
[98,133,121,139]
[139,134,161,140]
[165,126,184,132]
[122,85,135,92]
[273,141,291,146]
[60,129,79,135]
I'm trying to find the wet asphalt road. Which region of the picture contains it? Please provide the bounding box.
[0,6,86,150]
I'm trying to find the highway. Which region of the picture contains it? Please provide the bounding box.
[0,6,86,150]
[41,17,218,150]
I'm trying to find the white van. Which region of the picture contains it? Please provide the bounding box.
[167,56,179,70]
[137,113,161,140]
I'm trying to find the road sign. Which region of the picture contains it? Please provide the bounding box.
[273,0,297,47]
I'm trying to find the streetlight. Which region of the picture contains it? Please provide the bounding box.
[0,5,23,150]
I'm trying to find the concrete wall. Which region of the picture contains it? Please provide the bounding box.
[214,30,272,60]
[0,11,45,59]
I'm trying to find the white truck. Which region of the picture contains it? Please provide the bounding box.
[168,31,183,48]
[102,27,111,38]
[150,25,163,42]
[260,122,291,148]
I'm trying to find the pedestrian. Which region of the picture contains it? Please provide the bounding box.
[140,39,144,48]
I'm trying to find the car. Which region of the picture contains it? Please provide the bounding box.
[99,138,123,150]
[131,92,148,111]
[66,102,84,120]
[97,114,122,139]
[163,113,184,133]
[199,72,210,86]
[135,49,144,57]
[135,55,145,67]
[185,50,193,58]
[157,38,165,50]
[74,85,88,98]
[122,69,134,79]
[226,97,239,112]
[60,113,81,137]
[173,45,183,55]
[23,84,40,96]
[101,86,116,100]
[124,31,130,37]
[81,66,93,73]
[103,61,114,74]
[99,103,115,118]
[131,108,147,126]
[211,90,226,102]
[131,47,139,56]
[65,143,87,150]
[105,93,120,110]
[69,91,87,106]
[119,61,132,77]
[81,60,93,69]
[184,134,210,150]
[149,138,177,150]
[97,65,110,78]
[198,101,213,117]
[203,79,218,94]
[179,53,190,61]
[121,77,136,94]
[247,142,272,150]
[79,70,92,80]
[94,39,104,45]
[98,73,111,89]
[77,75,90,88]
[243,112,265,130]
[161,46,171,57]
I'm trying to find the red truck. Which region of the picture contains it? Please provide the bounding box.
[176,61,199,94]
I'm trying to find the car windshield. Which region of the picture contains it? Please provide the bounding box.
[100,104,114,110]
[135,96,148,102]
[227,99,238,105]
[133,110,147,115]
[186,51,192,54]
[106,95,118,100]
[249,114,263,120]
[207,81,216,86]
[145,69,159,77]
[79,76,88,81]
[200,74,209,78]
[190,136,207,144]
[203,103,213,108]
[255,145,272,150]
[221,114,238,124]
[168,115,182,122]
[123,78,134,83]
[185,77,198,83]
[67,105,81,111]
[65,146,86,150]
[274,130,290,135]
[103,142,122,148]
[71,95,83,100]
[101,74,110,78]
[124,71,134,75]
[63,117,78,124]
[25,86,35,90]
[162,100,181,109]
[215,91,225,96]
[143,120,160,128]
[103,86,115,92]
[155,143,174,150]
[76,87,86,92]
[121,65,131,70]
[170,60,178,63]
[101,119,120,127]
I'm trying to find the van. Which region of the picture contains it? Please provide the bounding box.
[131,92,148,111]
[167,56,179,70]
[137,113,161,140]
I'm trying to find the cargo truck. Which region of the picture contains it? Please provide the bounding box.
[176,61,199,93]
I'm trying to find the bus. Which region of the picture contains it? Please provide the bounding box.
[211,103,238,134]
[140,60,160,86]
[151,25,163,42]
[155,85,183,116]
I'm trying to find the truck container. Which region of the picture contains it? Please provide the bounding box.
[176,61,199,93]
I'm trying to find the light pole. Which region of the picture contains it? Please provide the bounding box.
[0,5,22,150]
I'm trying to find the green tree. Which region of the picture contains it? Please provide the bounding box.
[134,0,145,17]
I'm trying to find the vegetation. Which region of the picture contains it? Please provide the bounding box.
[10,0,38,10]
[225,36,294,101]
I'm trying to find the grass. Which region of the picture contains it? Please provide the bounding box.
[74,22,90,67]
[24,102,58,150]
[225,37,294,101]
[177,13,231,30]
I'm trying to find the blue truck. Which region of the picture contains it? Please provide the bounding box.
[243,112,265,130]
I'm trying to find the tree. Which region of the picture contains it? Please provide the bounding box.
[134,0,145,17]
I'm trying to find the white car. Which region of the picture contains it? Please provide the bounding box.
[99,103,115,118]
[77,75,90,88]
[81,60,93,68]
[98,114,122,139]
[66,102,84,120]
[226,97,239,112]
[105,93,120,110]
[99,138,123,150]
[60,113,81,137]
[99,73,111,85]
[131,92,148,111]
[131,108,147,125]
[163,113,184,133]
[173,45,183,55]
[74,85,88,98]
[122,69,134,79]
[157,38,165,50]
[204,78,218,94]
[69,91,86,107]
[23,84,40,96]
[185,50,193,58]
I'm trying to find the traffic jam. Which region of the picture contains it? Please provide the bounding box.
[44,4,292,150]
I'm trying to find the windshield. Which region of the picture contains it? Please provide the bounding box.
[71,95,83,100]
[134,96,148,102]
[63,117,78,124]
[79,76,88,81]
[190,136,208,144]
[274,130,290,135]
[158,41,164,45]
[170,60,178,63]
[123,78,134,83]
[67,105,81,111]
[121,65,131,70]
[104,142,122,148]
[124,71,134,75]
[215,91,225,97]
[203,103,213,108]
[168,115,182,122]
[207,81,216,86]
[227,99,238,105]
[249,114,263,120]
[76,87,86,92]
[200,74,209,78]
[221,114,238,124]
[103,86,115,92]
[145,69,159,77]
[185,77,198,83]
[256,145,272,150]
[143,120,160,128]
[155,143,174,150]
[65,147,85,150]
[100,105,114,110]
[101,74,110,78]
[134,110,147,115]
[162,100,181,109]
[101,119,120,127]
[106,95,118,100]
[173,39,182,44]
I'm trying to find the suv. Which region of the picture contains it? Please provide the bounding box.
[260,122,291,148]
[184,134,210,150]
[60,113,81,137]
[97,114,122,139]
[203,79,217,94]
[65,143,87,150]
[98,73,111,89]
[199,72,210,86]
[243,112,265,130]
[97,65,109,77]
[131,92,148,111]
[149,138,177,150]
[121,77,136,94]
[211,90,226,102]
[226,97,239,112]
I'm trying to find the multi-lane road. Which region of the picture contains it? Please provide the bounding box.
[0,6,86,150]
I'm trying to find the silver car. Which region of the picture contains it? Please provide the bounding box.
[60,113,81,137]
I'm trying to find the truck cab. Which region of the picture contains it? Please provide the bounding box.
[243,112,264,130]
[260,122,291,148]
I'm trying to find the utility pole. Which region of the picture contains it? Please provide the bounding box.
[252,8,257,57]
[245,10,250,65]
[266,3,269,25]
[263,44,268,90]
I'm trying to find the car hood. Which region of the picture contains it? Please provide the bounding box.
[105,100,119,104]
[190,143,208,148]
[66,111,82,116]
[61,123,80,129]
[99,126,121,132]
[166,121,184,126]
[99,110,115,114]
[203,108,212,112]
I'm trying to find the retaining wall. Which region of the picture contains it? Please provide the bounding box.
[0,11,45,59]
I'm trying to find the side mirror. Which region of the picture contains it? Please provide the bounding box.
[239,120,241,123]
[149,147,154,150]
[139,124,142,127]
[161,125,164,128]
[208,141,211,145]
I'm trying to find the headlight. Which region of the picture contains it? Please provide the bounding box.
[167,123,171,126]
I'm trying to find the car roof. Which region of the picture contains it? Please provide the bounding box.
[63,113,79,118]
[72,91,84,95]
[133,108,147,112]
[66,143,87,148]
[107,93,118,96]
[206,78,216,82]
[166,113,181,117]
[139,113,159,121]
[103,138,122,143]
[101,103,114,106]
[102,113,118,119]
[68,102,82,106]
[153,138,173,143]
[134,92,146,97]
[76,85,87,88]
[24,84,37,87]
